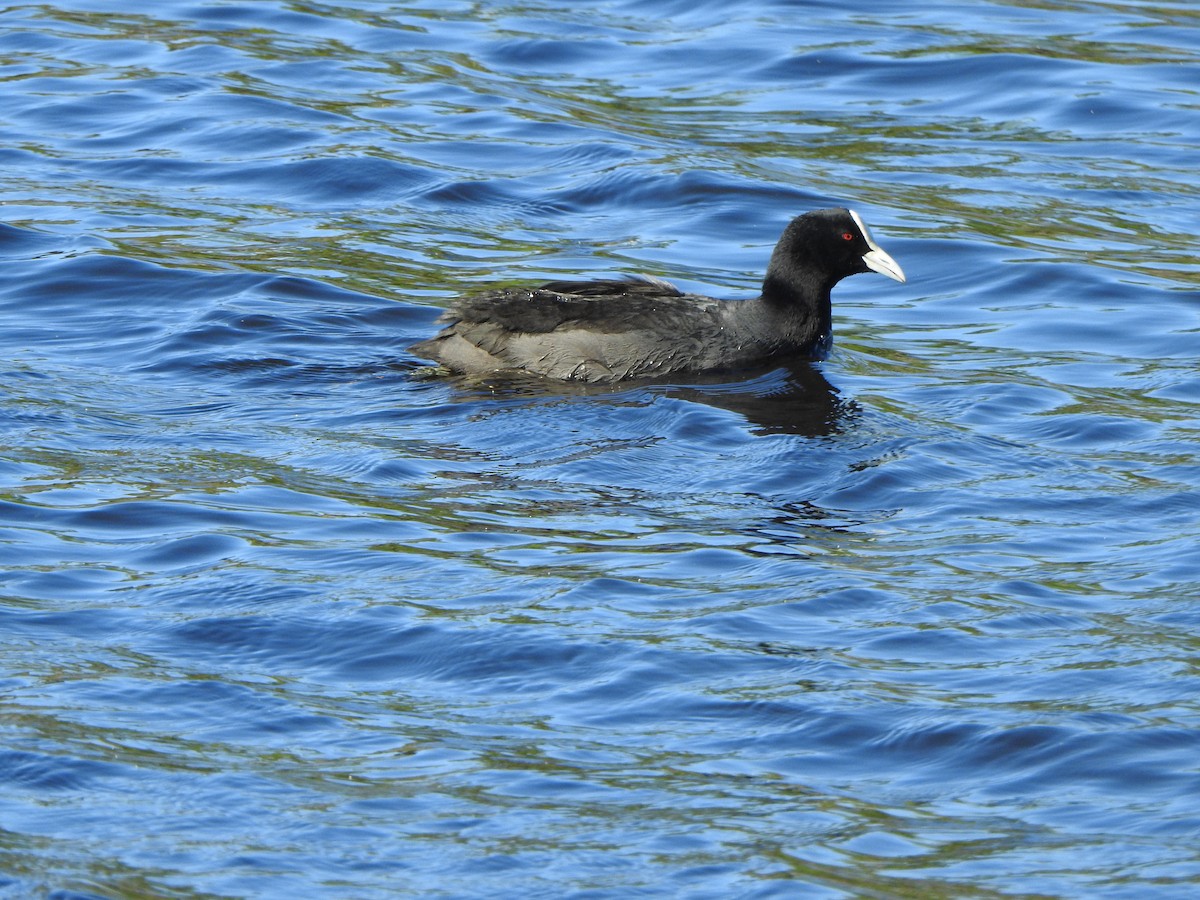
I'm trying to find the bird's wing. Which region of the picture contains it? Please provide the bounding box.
[447,277,696,334]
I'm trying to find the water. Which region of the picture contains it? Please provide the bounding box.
[2,1,1199,897]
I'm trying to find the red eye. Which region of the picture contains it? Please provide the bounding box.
[842,232,854,241]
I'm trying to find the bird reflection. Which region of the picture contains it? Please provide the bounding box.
[660,361,852,437]
[419,359,853,438]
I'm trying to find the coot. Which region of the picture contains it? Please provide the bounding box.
[410,207,904,383]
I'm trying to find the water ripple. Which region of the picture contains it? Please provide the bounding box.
[3,1,1200,897]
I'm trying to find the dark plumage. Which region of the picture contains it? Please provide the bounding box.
[410,207,905,383]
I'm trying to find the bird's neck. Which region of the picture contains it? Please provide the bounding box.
[756,272,832,351]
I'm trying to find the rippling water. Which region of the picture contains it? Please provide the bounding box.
[3,1,1199,897]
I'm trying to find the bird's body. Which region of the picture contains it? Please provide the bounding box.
[419,277,802,382]
[410,208,905,383]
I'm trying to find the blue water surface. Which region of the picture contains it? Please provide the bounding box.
[2,1,1199,897]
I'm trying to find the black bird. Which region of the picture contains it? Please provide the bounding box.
[410,207,905,383]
